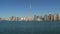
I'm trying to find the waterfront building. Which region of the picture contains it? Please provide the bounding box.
[10,16,14,21]
[7,17,11,21]
[36,16,40,21]
[56,14,59,20]
[34,15,42,21]
[0,17,2,21]
[20,17,28,21]
[18,18,21,21]
[12,16,16,21]
[54,14,59,21]
[39,16,43,21]
[14,17,20,21]
[16,17,20,21]
[9,17,12,21]
[9,16,19,21]
[51,15,54,21]
[28,18,33,21]
[2,18,6,21]
[44,14,48,21]
[59,15,60,20]
[5,18,10,21]
[34,15,37,21]
[48,14,52,21]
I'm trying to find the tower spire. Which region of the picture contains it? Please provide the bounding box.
[30,4,31,9]
[29,3,33,21]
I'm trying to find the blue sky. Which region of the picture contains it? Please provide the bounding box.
[0,0,60,18]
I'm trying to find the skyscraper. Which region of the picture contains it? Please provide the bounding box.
[48,14,51,21]
[51,15,54,21]
[44,14,48,21]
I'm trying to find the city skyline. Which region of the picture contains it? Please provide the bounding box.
[0,13,60,21]
[0,0,60,18]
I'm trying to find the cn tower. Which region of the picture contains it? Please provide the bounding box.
[29,4,33,21]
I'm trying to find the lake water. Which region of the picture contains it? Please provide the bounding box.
[0,21,60,34]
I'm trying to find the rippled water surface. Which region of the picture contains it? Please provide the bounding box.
[0,21,60,34]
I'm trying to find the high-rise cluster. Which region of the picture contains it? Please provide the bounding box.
[0,13,60,21]
[34,13,60,21]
